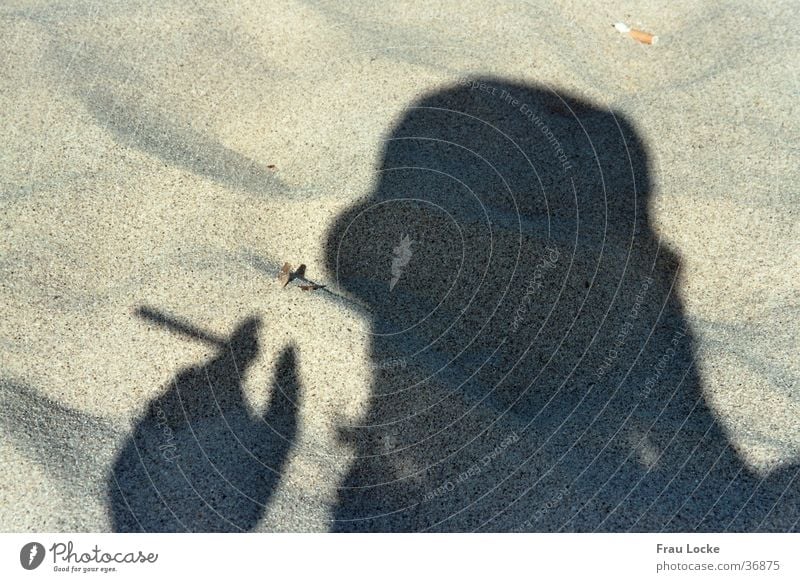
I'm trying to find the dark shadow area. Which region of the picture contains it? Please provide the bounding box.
[325,78,800,531]
[0,379,119,517]
[109,308,300,532]
[80,88,284,197]
[21,9,292,200]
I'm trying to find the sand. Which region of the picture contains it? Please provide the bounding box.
[0,0,797,531]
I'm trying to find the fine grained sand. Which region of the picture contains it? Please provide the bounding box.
[0,0,797,531]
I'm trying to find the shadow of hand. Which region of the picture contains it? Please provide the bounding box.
[109,313,301,532]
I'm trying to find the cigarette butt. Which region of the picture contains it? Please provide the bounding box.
[613,21,658,45]
[629,28,657,44]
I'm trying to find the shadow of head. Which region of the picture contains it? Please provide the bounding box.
[326,77,656,329]
[325,78,664,405]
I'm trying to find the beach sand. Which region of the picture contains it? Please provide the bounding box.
[0,0,797,531]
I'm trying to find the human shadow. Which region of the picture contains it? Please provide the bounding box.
[325,78,799,531]
[109,308,300,532]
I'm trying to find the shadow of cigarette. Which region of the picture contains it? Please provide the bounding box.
[134,306,227,347]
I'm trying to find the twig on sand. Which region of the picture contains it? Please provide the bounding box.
[278,262,293,287]
[278,262,326,291]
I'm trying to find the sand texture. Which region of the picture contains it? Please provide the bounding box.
[0,0,797,531]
